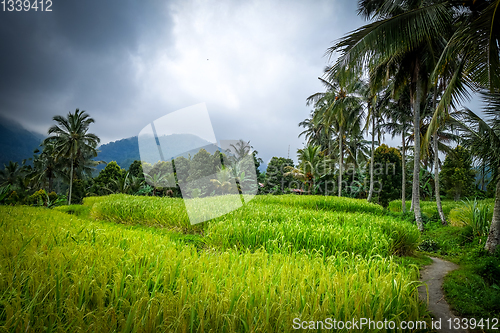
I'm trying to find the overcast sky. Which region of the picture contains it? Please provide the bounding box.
[0,0,480,166]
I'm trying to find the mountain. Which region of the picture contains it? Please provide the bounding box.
[96,134,214,170]
[0,116,45,167]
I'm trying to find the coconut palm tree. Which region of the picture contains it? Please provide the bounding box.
[307,68,364,197]
[30,142,62,192]
[285,145,331,194]
[0,161,22,187]
[362,81,388,202]
[453,90,500,253]
[381,88,413,213]
[44,109,99,205]
[427,0,500,139]
[328,1,453,230]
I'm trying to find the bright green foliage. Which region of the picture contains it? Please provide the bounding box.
[257,194,384,214]
[372,144,402,207]
[93,161,125,194]
[450,198,493,237]
[88,194,192,232]
[70,179,86,204]
[440,145,476,200]
[127,160,144,178]
[389,199,465,217]
[263,157,295,194]
[27,189,48,206]
[0,206,423,332]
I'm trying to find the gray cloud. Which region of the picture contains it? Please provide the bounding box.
[0,0,371,165]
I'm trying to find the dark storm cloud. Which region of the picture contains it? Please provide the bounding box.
[0,0,370,165]
[0,0,173,130]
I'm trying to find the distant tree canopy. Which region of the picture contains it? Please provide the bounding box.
[93,161,125,194]
[128,160,144,178]
[372,144,402,207]
[264,157,295,194]
[440,145,476,201]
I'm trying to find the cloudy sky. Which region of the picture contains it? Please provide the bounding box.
[0,0,479,166]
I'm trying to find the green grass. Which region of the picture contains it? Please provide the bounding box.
[388,199,463,217]
[0,206,425,332]
[252,194,385,215]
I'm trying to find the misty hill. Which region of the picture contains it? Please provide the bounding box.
[96,134,215,170]
[0,116,44,167]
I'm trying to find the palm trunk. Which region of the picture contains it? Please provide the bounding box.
[402,130,406,213]
[412,70,424,231]
[367,113,375,202]
[48,175,53,193]
[433,132,446,225]
[485,175,500,254]
[68,155,73,205]
[338,128,343,197]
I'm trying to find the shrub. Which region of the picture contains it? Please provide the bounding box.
[455,198,493,237]
[48,191,58,202]
[418,239,439,252]
[27,189,48,206]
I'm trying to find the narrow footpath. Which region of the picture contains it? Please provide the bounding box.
[418,257,466,333]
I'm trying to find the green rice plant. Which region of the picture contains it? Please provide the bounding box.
[80,195,419,257]
[388,199,493,220]
[0,206,424,332]
[252,195,385,214]
[88,194,195,232]
[54,204,92,218]
[206,201,420,257]
[388,200,411,213]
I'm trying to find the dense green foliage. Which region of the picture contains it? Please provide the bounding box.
[440,146,476,200]
[262,157,295,194]
[372,144,402,207]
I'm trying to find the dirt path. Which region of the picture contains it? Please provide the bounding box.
[418,257,466,333]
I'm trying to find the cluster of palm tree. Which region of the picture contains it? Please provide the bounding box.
[301,0,500,253]
[0,109,102,205]
[41,109,101,205]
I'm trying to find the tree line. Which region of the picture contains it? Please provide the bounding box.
[291,0,500,253]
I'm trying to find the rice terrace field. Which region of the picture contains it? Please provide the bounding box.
[0,195,428,332]
[2,0,500,331]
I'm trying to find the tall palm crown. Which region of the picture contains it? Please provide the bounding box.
[44,109,99,204]
[328,0,453,230]
[307,68,365,197]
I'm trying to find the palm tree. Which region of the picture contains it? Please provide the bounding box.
[381,89,413,213]
[30,142,65,192]
[427,0,500,139]
[307,69,364,197]
[0,161,22,187]
[453,90,500,253]
[298,110,337,155]
[210,165,238,195]
[44,109,99,205]
[144,171,175,196]
[362,81,387,202]
[285,145,331,194]
[328,1,452,230]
